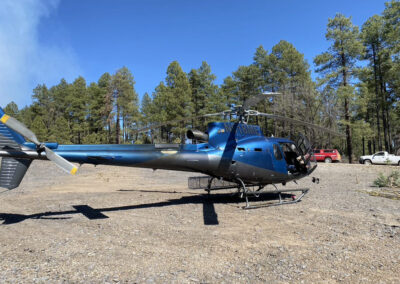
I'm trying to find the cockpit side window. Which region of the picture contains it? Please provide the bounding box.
[273,144,283,160]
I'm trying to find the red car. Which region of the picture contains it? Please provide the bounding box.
[313,149,341,163]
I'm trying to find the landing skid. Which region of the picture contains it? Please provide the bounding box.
[188,176,309,209]
[242,187,309,209]
[235,177,309,209]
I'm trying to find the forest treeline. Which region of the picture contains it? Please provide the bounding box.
[3,1,399,162]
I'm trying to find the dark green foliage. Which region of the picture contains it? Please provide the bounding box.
[49,117,71,144]
[111,67,139,144]
[188,61,221,129]
[68,77,88,144]
[4,102,19,118]
[31,116,48,142]
[152,61,193,143]
[314,13,364,163]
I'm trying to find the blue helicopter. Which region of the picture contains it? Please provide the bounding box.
[0,93,341,208]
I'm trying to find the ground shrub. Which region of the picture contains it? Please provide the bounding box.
[374,171,400,188]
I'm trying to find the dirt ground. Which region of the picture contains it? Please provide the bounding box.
[0,161,399,283]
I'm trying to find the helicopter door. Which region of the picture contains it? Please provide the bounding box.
[293,134,316,173]
[272,143,287,174]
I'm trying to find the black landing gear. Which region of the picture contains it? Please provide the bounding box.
[235,178,309,209]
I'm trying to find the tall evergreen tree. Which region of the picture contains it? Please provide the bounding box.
[4,102,19,118]
[68,77,88,144]
[361,15,389,151]
[111,67,139,144]
[314,14,364,163]
[188,61,219,128]
[269,40,314,137]
[153,61,193,143]
[32,84,55,134]
[98,73,113,143]
[86,82,107,143]
[140,92,154,143]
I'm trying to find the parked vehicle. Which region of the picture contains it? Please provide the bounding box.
[313,149,341,163]
[359,151,400,165]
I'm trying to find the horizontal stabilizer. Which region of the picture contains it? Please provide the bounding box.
[0,158,32,190]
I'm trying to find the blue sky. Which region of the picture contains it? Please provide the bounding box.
[0,0,389,108]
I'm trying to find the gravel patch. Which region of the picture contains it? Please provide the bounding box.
[0,161,399,283]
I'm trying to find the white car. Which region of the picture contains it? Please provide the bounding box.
[359,151,400,165]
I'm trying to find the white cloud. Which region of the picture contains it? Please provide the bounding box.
[0,0,81,108]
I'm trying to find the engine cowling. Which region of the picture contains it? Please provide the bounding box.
[187,129,209,142]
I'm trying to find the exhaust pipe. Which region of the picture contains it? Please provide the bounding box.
[186,129,209,142]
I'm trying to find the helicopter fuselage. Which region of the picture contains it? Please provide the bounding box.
[4,122,315,186]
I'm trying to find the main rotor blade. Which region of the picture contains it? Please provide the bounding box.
[133,115,202,134]
[0,114,41,145]
[243,92,281,110]
[133,111,230,134]
[45,147,78,175]
[256,112,345,137]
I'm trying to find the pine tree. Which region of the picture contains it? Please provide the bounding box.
[52,79,70,119]
[49,117,71,144]
[140,92,154,143]
[68,77,88,144]
[361,15,388,151]
[31,116,48,142]
[188,61,219,129]
[4,102,19,118]
[32,84,55,136]
[314,14,364,163]
[153,61,193,143]
[269,40,314,137]
[98,73,113,143]
[111,67,139,144]
[87,82,107,142]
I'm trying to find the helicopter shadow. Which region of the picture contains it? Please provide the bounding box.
[0,190,291,226]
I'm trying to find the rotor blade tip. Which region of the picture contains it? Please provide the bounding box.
[0,114,10,123]
[70,167,78,175]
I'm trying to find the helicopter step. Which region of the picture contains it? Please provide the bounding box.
[188,176,309,209]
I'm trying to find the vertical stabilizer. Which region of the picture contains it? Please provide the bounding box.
[0,108,26,149]
[0,158,32,189]
[0,107,31,189]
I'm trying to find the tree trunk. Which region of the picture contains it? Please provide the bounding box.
[344,97,353,163]
[376,47,389,151]
[368,140,372,155]
[372,46,382,150]
[362,136,365,156]
[383,83,392,153]
[341,50,353,163]
[373,139,376,153]
[116,106,120,144]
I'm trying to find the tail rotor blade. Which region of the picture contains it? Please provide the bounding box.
[1,110,77,175]
[0,115,40,145]
[44,147,78,175]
